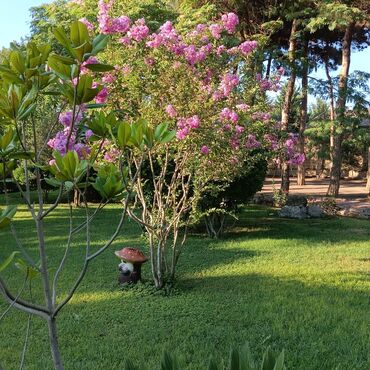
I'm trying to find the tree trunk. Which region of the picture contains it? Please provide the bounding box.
[280,19,298,193]
[297,38,309,186]
[366,147,370,195]
[48,318,63,370]
[327,22,354,196]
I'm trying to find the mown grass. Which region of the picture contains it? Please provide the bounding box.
[0,195,369,369]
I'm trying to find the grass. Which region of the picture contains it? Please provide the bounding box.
[0,195,370,369]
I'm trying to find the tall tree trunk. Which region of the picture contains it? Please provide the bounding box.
[366,146,370,195]
[297,38,309,186]
[280,19,298,193]
[327,22,354,196]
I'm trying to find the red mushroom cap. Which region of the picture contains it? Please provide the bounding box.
[115,247,148,263]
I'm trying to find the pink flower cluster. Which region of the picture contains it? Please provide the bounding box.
[213,73,239,100]
[98,0,130,34]
[284,134,305,165]
[245,134,262,149]
[221,13,239,34]
[176,115,200,140]
[236,103,250,112]
[165,104,177,118]
[256,68,284,92]
[251,111,271,122]
[220,108,238,123]
[121,18,150,43]
[48,106,90,158]
[239,41,258,55]
[264,134,279,150]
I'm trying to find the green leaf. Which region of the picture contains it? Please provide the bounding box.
[229,348,239,370]
[48,54,73,80]
[273,351,285,370]
[9,51,26,74]
[0,127,14,150]
[85,63,115,72]
[53,27,76,58]
[0,205,17,229]
[44,177,62,188]
[0,251,19,272]
[117,122,131,148]
[91,34,109,55]
[160,130,176,144]
[70,21,89,47]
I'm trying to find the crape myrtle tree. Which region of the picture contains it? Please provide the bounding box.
[79,0,303,287]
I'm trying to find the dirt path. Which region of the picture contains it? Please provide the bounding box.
[261,177,370,211]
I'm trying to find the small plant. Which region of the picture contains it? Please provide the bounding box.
[123,343,286,370]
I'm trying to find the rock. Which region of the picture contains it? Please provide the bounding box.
[286,195,308,207]
[253,193,274,206]
[358,207,370,219]
[307,205,324,218]
[278,205,308,219]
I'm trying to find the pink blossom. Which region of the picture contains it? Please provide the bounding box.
[251,112,271,122]
[95,87,109,104]
[127,18,149,42]
[230,137,240,150]
[216,45,226,55]
[79,18,94,32]
[119,36,131,45]
[245,134,261,149]
[176,127,189,140]
[144,57,155,66]
[98,0,131,34]
[227,47,239,55]
[200,145,210,155]
[209,24,223,39]
[165,104,177,118]
[239,40,258,55]
[104,147,120,162]
[81,56,99,74]
[236,103,250,112]
[234,125,244,135]
[146,33,164,48]
[85,129,94,140]
[221,13,239,34]
[218,72,239,98]
[59,108,84,127]
[220,108,238,123]
[264,134,279,150]
[102,73,116,84]
[187,115,200,128]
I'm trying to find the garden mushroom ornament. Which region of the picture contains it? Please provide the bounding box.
[115,247,148,284]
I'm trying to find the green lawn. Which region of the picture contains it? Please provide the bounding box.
[0,199,369,369]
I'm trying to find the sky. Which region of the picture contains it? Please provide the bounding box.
[0,0,53,47]
[0,0,369,106]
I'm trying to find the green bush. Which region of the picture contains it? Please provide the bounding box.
[195,156,267,238]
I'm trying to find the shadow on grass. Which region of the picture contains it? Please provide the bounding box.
[50,273,370,370]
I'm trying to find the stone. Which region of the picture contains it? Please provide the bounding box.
[253,193,274,206]
[307,205,324,218]
[278,205,308,219]
[286,195,308,207]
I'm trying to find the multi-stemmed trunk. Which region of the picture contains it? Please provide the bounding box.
[280,19,298,194]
